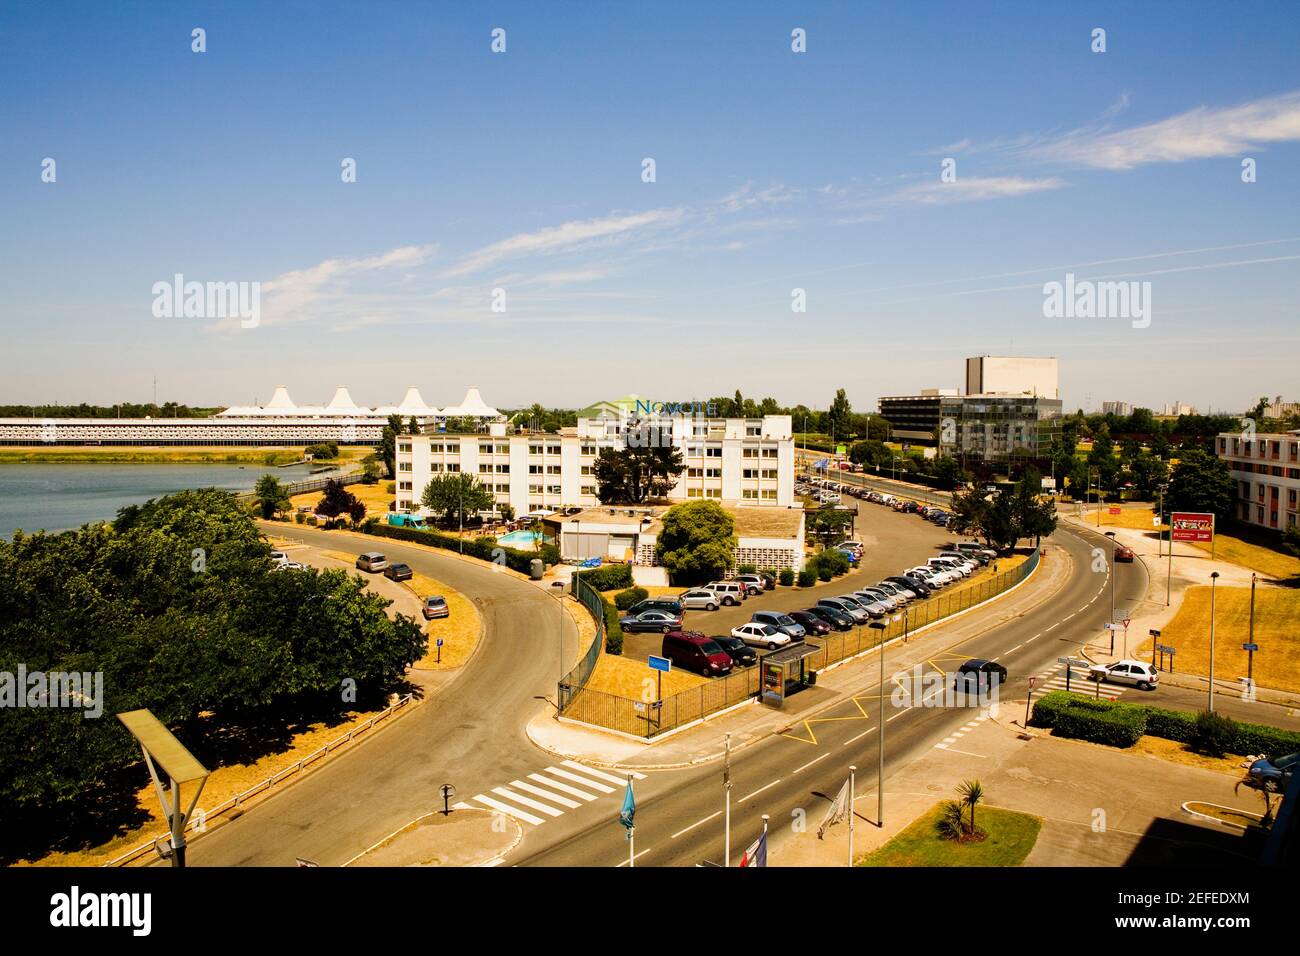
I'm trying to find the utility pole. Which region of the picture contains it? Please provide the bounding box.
[723,732,732,867]
[848,765,857,866]
[1208,571,1220,712]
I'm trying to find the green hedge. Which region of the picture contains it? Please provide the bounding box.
[577,562,634,592]
[779,568,795,587]
[361,522,557,574]
[1029,691,1300,754]
[614,586,649,611]
[602,597,624,655]
[797,568,817,587]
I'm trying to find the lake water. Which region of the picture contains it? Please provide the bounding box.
[0,462,330,536]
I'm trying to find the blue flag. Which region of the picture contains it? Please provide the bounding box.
[619,778,635,838]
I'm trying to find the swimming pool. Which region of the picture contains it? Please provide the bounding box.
[497,530,545,548]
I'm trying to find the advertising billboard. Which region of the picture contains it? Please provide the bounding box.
[1170,511,1215,543]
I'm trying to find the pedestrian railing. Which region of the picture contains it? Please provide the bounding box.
[556,574,606,713]
[233,468,363,502]
[559,548,1040,739]
[102,693,414,867]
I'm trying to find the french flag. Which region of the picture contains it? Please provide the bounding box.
[739,829,767,868]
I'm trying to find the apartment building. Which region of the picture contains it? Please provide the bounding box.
[395,412,796,516]
[1216,430,1300,532]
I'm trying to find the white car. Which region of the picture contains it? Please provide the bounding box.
[874,581,914,602]
[1088,659,1159,690]
[907,566,953,587]
[731,622,790,651]
[678,588,722,611]
[854,588,899,611]
[928,557,971,578]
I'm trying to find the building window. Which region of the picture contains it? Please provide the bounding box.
[398,462,412,472]
[398,443,411,453]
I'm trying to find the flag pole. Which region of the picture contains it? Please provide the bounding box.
[848,765,856,866]
[724,732,732,868]
[627,772,635,868]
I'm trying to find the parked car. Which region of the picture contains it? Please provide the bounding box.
[873,581,913,602]
[906,565,951,587]
[620,609,685,634]
[943,549,986,567]
[1087,659,1159,690]
[955,542,998,560]
[817,597,870,624]
[422,595,449,619]
[270,549,288,566]
[677,589,721,611]
[384,562,414,581]
[929,556,971,578]
[842,594,887,618]
[661,630,733,676]
[731,622,790,651]
[1247,752,1299,793]
[803,605,855,631]
[628,598,685,617]
[787,609,831,636]
[854,587,899,611]
[886,575,931,598]
[750,611,806,640]
[736,574,769,594]
[758,570,778,589]
[955,658,1007,689]
[1114,545,1135,563]
[709,634,759,668]
[356,552,388,573]
[707,581,747,606]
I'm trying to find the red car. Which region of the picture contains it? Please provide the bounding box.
[1114,545,1135,563]
[661,631,733,676]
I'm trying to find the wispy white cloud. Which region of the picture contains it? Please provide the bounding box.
[1029,90,1300,170]
[888,175,1066,205]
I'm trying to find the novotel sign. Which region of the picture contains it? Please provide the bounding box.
[634,400,718,417]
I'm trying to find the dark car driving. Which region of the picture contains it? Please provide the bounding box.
[955,658,1007,689]
[383,562,414,582]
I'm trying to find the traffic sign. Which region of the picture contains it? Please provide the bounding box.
[1104,623,1123,631]
[1243,643,1259,652]
[648,655,672,673]
[1122,618,1131,628]
[1057,657,1088,667]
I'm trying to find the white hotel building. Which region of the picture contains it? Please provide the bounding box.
[1216,430,1300,533]
[396,411,796,516]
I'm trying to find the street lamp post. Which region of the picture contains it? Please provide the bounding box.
[869,620,887,828]
[1104,531,1117,641]
[723,732,732,867]
[551,580,566,683]
[1208,571,1221,712]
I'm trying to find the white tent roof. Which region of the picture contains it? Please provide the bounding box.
[265,385,296,410]
[326,386,360,411]
[442,385,500,418]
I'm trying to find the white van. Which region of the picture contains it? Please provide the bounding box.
[707,581,747,606]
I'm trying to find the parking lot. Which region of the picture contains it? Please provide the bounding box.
[618,493,965,666]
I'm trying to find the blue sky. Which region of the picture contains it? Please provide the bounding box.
[1,1,1298,414]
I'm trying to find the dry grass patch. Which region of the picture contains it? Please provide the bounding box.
[1151,585,1300,693]
[291,481,393,517]
[402,571,481,670]
[586,653,708,698]
[1188,533,1300,581]
[1130,736,1247,775]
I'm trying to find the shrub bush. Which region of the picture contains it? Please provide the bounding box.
[1190,710,1237,757]
[779,568,795,587]
[737,563,757,575]
[602,598,624,655]
[797,568,817,587]
[1028,692,1146,747]
[614,587,650,611]
[578,562,634,592]
[815,561,833,582]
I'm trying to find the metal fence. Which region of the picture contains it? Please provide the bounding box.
[560,548,1041,739]
[557,573,606,713]
[234,468,364,502]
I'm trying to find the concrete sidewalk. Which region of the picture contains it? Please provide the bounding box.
[1063,513,1300,709]
[527,543,1070,770]
[773,696,1266,867]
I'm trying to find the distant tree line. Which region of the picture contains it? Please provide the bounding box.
[0,402,223,418]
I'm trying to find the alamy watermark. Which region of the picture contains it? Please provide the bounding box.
[1,666,104,718]
[152,273,260,328]
[1042,273,1151,329]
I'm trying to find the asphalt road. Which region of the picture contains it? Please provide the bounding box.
[513,518,1300,867]
[182,525,568,866]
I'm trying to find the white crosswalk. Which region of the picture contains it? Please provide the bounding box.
[934,709,994,750]
[1031,662,1127,700]
[453,760,647,829]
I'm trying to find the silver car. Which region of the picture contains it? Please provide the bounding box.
[678,588,722,611]
[854,587,900,611]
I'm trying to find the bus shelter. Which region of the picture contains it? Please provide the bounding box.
[759,642,822,707]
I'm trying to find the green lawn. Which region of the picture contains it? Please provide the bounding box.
[858,803,1042,867]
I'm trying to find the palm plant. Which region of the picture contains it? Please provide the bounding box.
[957,779,984,834]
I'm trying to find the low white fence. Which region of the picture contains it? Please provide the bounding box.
[102,693,415,867]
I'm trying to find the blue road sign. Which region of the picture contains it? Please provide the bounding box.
[436,638,444,647]
[648,655,671,673]
[1243,643,1259,652]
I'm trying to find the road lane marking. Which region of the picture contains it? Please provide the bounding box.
[492,786,564,817]
[794,753,830,773]
[472,794,544,826]
[671,811,721,839]
[739,779,781,802]
[508,779,581,808]
[843,727,877,746]
[545,767,615,793]
[562,760,645,785]
[528,773,599,801]
[617,847,653,867]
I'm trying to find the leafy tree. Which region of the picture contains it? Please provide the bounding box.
[655,501,737,585]
[1126,450,1168,500]
[420,473,494,527]
[593,444,685,504]
[808,507,854,544]
[931,456,968,491]
[316,479,366,523]
[957,779,984,835]
[253,474,290,519]
[1167,448,1235,523]
[408,417,421,435]
[849,439,890,469]
[1283,524,1300,558]
[378,413,404,477]
[1087,426,1120,494]
[826,388,853,443]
